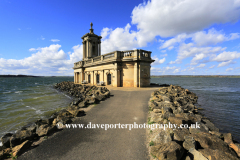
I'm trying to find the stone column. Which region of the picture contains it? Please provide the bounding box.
[104,70,107,85]
[79,72,81,83]
[112,63,118,87]
[91,71,94,85]
[100,71,104,82]
[88,41,92,57]
[99,42,101,56]
[83,42,86,59]
[138,63,142,87]
[134,62,139,87]
[95,42,98,57]
[74,72,76,83]
[86,41,89,58]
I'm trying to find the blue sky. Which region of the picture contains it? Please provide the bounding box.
[0,0,240,76]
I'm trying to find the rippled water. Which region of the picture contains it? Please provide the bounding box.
[1,76,239,143]
[0,77,73,138]
[151,77,240,142]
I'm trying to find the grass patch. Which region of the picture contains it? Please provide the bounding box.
[149,141,154,146]
[148,106,152,111]
[151,153,157,159]
[8,153,17,160]
[150,130,152,133]
[147,117,155,124]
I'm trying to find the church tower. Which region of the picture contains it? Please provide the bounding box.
[81,22,102,60]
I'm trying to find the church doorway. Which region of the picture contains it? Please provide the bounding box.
[107,74,111,85]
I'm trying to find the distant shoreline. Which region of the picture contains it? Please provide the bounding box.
[0,75,73,78]
[151,75,240,78]
[0,75,40,77]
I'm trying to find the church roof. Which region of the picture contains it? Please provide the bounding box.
[81,32,102,39]
[81,22,102,39]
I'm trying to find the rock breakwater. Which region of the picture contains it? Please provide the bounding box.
[147,85,240,160]
[0,82,110,159]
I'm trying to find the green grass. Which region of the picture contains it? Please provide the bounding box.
[147,117,155,124]
[151,153,157,159]
[149,141,154,146]
[150,130,152,133]
[8,153,17,160]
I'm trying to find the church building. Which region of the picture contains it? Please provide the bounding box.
[73,23,155,87]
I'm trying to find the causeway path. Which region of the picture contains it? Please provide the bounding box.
[18,86,158,160]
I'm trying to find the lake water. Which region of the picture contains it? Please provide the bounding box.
[0,77,73,139]
[0,76,239,142]
[151,77,240,142]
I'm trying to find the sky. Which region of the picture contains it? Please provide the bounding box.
[0,0,240,76]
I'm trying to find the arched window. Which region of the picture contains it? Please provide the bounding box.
[107,74,111,85]
[88,74,91,83]
[96,74,100,84]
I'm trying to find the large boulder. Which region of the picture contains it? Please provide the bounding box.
[10,129,35,147]
[12,140,32,157]
[191,132,236,156]
[199,148,239,160]
[188,148,208,160]
[183,136,196,150]
[173,128,190,142]
[36,124,57,137]
[153,129,172,144]
[202,119,219,132]
[1,133,13,148]
[151,141,184,160]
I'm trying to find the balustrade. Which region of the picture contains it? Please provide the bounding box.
[73,49,152,68]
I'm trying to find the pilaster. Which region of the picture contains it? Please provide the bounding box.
[134,62,139,87]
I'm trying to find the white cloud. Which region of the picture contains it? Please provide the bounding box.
[197,64,206,68]
[229,33,240,40]
[101,28,112,40]
[209,65,215,68]
[0,44,76,76]
[132,0,240,38]
[175,43,225,64]
[160,34,188,49]
[192,28,240,46]
[152,57,166,65]
[69,44,83,62]
[217,60,235,67]
[100,0,240,56]
[168,46,174,50]
[29,48,37,52]
[40,36,45,40]
[51,39,60,42]
[212,51,240,62]
[160,54,167,57]
[173,68,180,73]
[226,68,234,71]
[101,24,138,54]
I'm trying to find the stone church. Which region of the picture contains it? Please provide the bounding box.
[73,23,155,87]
